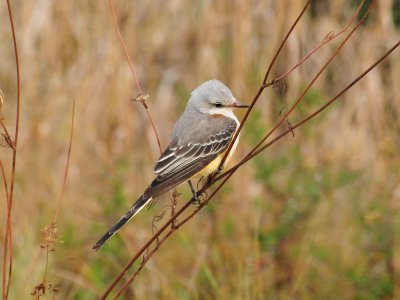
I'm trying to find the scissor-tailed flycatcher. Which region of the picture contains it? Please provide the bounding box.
[93,79,248,250]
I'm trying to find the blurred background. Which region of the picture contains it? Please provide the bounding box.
[0,0,400,299]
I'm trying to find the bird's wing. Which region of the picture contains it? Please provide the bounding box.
[143,115,237,198]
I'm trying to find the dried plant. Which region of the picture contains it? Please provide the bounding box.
[1,0,399,298]
[2,0,21,298]
[109,0,179,223]
[98,0,400,297]
[28,102,75,299]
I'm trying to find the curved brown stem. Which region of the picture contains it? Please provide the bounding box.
[246,0,376,159]
[108,0,162,154]
[101,2,391,297]
[272,0,366,83]
[115,38,400,297]
[218,0,312,171]
[53,101,75,223]
[3,0,21,298]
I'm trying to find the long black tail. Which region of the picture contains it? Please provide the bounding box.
[92,195,152,251]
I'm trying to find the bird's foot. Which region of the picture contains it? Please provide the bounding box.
[190,194,202,207]
[217,165,224,174]
[188,180,201,207]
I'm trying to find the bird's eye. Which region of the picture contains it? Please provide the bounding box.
[214,102,223,108]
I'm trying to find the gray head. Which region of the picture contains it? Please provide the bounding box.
[187,79,248,114]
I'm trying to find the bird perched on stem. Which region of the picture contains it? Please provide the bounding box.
[93,79,248,250]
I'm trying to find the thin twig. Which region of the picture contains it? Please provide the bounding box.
[246,0,376,158]
[218,0,312,170]
[0,161,10,213]
[101,2,310,296]
[0,160,10,300]
[0,120,14,151]
[115,39,400,296]
[218,40,400,182]
[102,1,385,297]
[220,0,367,170]
[23,102,75,298]
[108,0,142,95]
[100,200,192,299]
[272,0,366,83]
[114,228,175,299]
[108,0,162,153]
[108,0,178,232]
[53,101,75,223]
[3,0,21,298]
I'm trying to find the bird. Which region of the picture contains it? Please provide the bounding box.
[93,79,248,250]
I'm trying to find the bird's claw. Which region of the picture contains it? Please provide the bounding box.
[190,195,200,207]
[217,166,223,174]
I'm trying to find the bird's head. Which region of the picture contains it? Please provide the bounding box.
[188,79,249,114]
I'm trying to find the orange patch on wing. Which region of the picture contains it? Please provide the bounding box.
[209,114,224,118]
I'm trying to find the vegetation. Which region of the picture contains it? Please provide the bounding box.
[0,0,399,299]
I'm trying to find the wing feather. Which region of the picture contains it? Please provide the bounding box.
[147,116,237,198]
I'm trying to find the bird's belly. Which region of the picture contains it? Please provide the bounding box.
[191,136,239,179]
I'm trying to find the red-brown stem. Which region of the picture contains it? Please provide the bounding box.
[115,38,400,296]
[218,0,311,170]
[220,40,400,180]
[0,161,10,212]
[3,0,21,298]
[273,0,365,83]
[20,103,75,297]
[114,228,175,298]
[108,0,163,154]
[220,0,367,170]
[100,200,192,299]
[0,120,14,151]
[0,161,10,300]
[246,0,375,158]
[144,107,162,153]
[108,0,178,231]
[108,0,142,95]
[102,1,381,297]
[52,101,75,223]
[102,1,312,296]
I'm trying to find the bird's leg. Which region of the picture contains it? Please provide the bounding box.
[217,165,224,174]
[206,173,214,185]
[187,180,200,206]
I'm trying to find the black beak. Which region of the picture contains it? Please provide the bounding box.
[230,99,249,108]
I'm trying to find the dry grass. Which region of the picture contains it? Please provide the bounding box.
[0,0,399,299]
